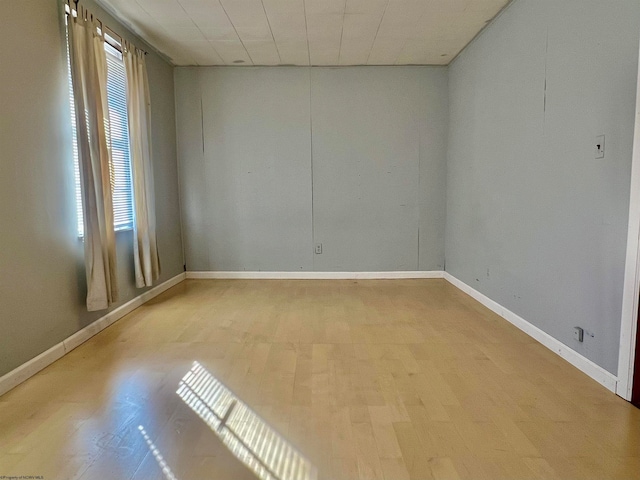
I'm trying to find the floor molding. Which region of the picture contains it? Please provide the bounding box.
[186,271,446,280]
[443,272,618,392]
[0,272,186,398]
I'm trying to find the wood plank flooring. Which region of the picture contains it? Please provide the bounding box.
[0,279,638,479]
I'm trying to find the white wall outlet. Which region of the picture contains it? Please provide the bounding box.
[315,243,322,254]
[573,326,584,342]
[595,135,605,159]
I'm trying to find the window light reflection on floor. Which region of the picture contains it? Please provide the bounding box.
[177,361,318,480]
[138,424,180,480]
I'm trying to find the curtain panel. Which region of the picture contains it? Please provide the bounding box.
[123,45,161,288]
[68,7,118,311]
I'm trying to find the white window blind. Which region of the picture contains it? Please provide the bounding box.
[66,30,134,237]
[65,24,83,237]
[104,43,134,233]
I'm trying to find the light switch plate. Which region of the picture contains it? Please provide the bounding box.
[595,135,605,159]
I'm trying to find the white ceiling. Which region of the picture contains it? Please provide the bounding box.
[97,0,511,66]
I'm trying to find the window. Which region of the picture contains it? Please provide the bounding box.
[104,43,134,233]
[66,26,134,237]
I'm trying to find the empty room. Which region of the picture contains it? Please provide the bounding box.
[2,0,640,479]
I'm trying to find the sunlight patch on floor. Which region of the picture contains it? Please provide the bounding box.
[177,361,317,480]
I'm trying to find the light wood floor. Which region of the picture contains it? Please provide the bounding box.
[1,279,639,480]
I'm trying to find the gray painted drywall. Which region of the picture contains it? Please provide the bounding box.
[175,66,447,272]
[311,68,448,271]
[0,0,183,378]
[201,68,314,271]
[446,0,640,374]
[176,67,314,271]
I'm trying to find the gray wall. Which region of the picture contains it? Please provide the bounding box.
[175,66,448,272]
[446,0,640,374]
[0,0,183,377]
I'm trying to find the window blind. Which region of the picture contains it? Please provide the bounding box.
[104,43,134,233]
[65,24,83,237]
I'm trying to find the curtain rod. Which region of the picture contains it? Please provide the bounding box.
[65,0,147,56]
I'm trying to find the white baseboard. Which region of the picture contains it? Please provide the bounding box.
[443,272,618,392]
[0,343,67,399]
[0,272,186,398]
[186,271,445,280]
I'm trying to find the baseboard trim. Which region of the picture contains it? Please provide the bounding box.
[0,272,186,398]
[186,271,445,280]
[443,272,618,392]
[0,343,67,399]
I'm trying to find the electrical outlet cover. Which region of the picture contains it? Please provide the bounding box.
[595,135,605,159]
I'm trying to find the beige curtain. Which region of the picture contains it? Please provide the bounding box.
[68,7,118,311]
[123,45,160,288]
